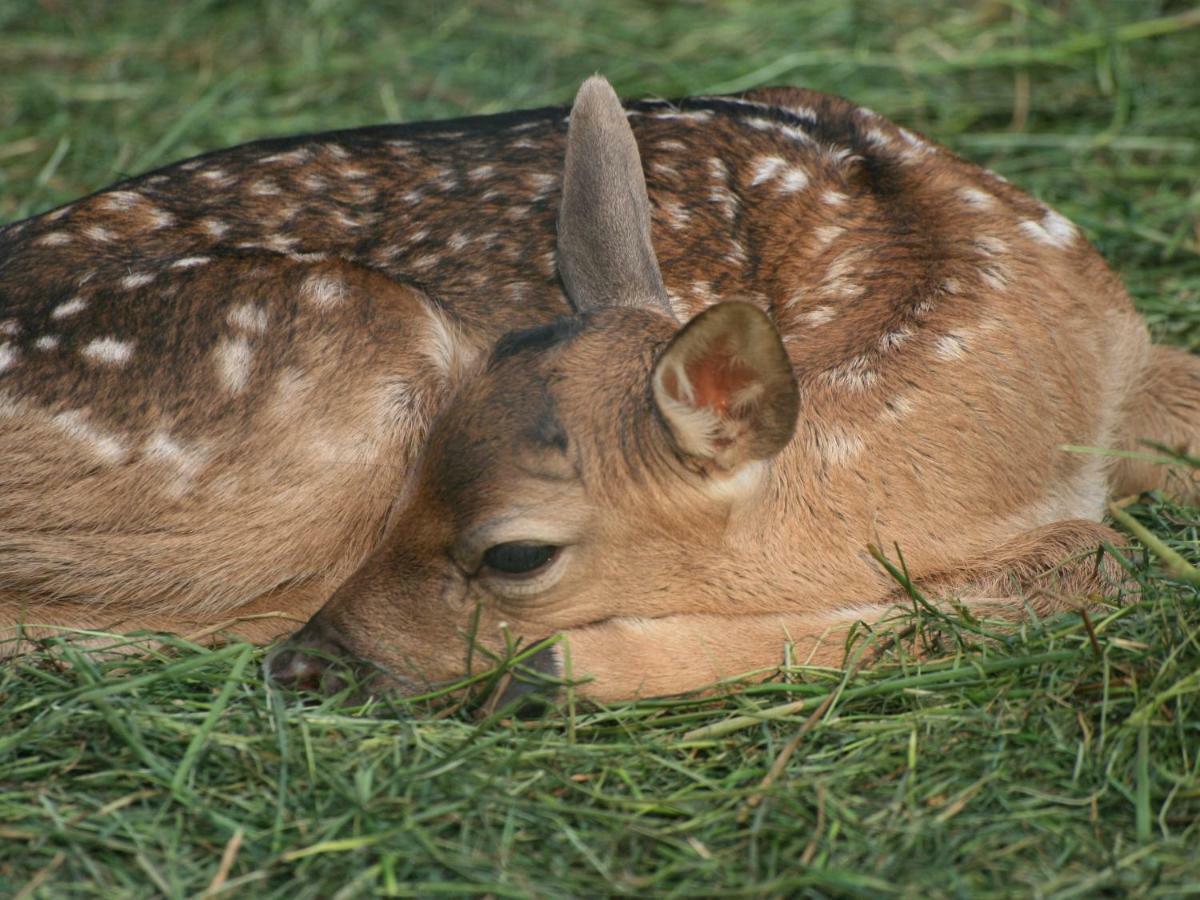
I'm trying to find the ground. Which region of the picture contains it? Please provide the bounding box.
[1,1,1199,896]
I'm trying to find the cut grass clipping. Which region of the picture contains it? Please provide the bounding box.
[2,0,1200,895]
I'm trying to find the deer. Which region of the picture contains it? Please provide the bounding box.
[1,76,1196,704]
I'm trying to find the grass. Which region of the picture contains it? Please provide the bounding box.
[1,0,1199,895]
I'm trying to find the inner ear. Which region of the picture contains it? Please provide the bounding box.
[653,302,798,472]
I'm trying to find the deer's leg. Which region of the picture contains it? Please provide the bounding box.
[510,519,1127,703]
[0,582,330,658]
[1113,344,1200,501]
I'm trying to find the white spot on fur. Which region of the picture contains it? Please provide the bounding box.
[332,210,364,229]
[120,272,155,290]
[36,231,73,246]
[863,128,891,148]
[814,429,863,466]
[200,168,233,186]
[801,305,835,325]
[896,128,934,164]
[777,166,810,194]
[978,264,1010,290]
[250,179,281,196]
[651,161,679,178]
[724,239,748,266]
[227,303,268,334]
[942,278,961,296]
[83,225,113,242]
[782,123,815,143]
[709,187,738,221]
[35,335,59,351]
[814,224,844,248]
[934,331,969,360]
[101,191,142,210]
[656,139,687,151]
[202,218,229,238]
[171,256,211,269]
[958,186,995,209]
[823,277,862,300]
[822,355,876,391]
[0,343,16,372]
[301,273,345,309]
[323,143,349,159]
[287,250,328,264]
[877,327,914,352]
[468,164,495,181]
[1042,210,1078,245]
[147,207,174,229]
[877,393,916,423]
[653,110,712,122]
[1019,210,1078,248]
[750,156,786,187]
[824,146,859,166]
[823,189,848,205]
[973,236,1008,258]
[526,172,557,198]
[52,297,87,319]
[82,337,134,366]
[447,231,470,251]
[51,410,127,464]
[659,198,691,231]
[144,430,207,497]
[0,319,20,336]
[690,281,719,306]
[215,337,253,393]
[260,148,310,165]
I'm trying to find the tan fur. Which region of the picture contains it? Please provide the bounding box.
[1,77,1194,701]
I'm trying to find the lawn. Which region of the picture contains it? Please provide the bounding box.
[2,1,1199,896]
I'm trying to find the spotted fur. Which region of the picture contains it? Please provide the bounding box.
[3,78,1197,702]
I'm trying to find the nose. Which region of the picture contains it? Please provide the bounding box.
[266,619,354,694]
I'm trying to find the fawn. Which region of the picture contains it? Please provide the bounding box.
[1,76,1196,702]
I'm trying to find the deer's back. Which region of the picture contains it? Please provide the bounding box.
[0,87,1145,609]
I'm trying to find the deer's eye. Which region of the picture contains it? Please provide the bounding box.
[482,543,559,576]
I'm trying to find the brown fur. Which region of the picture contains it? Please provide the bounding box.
[1,76,1193,700]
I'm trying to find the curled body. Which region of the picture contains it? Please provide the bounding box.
[1,77,1196,701]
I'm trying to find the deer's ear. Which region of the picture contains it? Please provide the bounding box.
[556,75,673,318]
[652,302,799,472]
